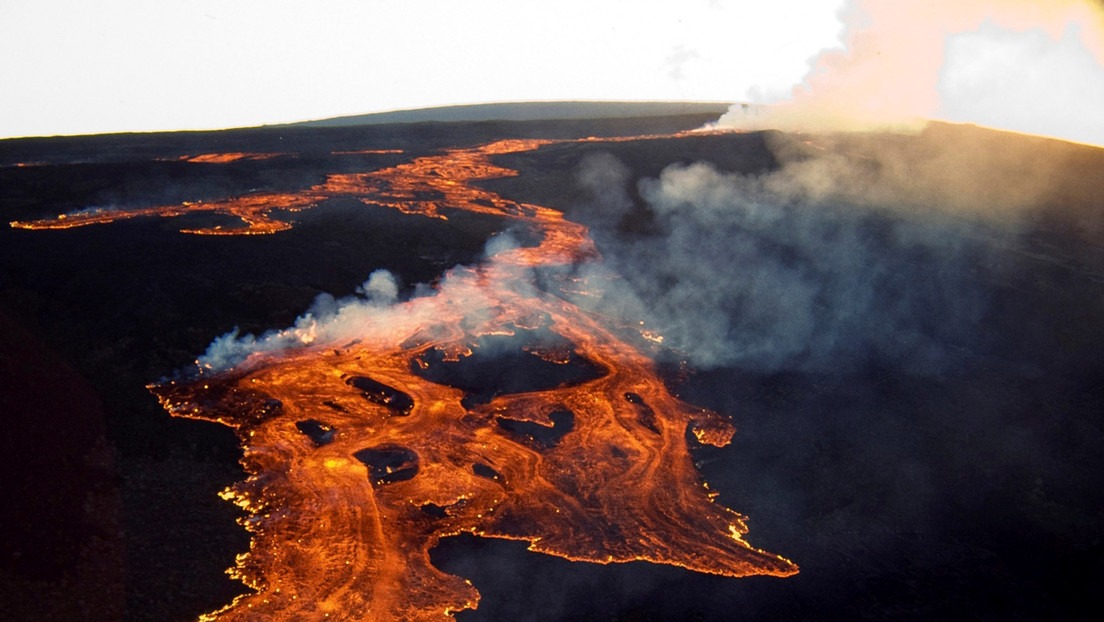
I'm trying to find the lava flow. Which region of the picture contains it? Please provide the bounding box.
[176,152,289,164]
[27,136,797,619]
[9,150,409,235]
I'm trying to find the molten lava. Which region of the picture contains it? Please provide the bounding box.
[178,152,289,164]
[18,135,796,619]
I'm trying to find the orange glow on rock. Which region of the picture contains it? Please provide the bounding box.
[9,135,696,236]
[18,134,796,619]
[178,152,289,164]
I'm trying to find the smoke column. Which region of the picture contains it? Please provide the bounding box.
[716,0,1104,146]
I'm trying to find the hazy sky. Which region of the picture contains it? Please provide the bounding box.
[0,0,847,138]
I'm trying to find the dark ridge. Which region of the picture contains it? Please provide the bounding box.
[0,108,725,167]
[624,392,660,435]
[353,445,419,486]
[294,419,335,446]
[290,101,733,128]
[345,375,414,416]
[495,409,575,449]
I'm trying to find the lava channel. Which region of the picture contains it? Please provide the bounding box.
[29,136,798,620]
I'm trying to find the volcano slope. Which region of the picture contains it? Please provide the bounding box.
[2,112,1103,621]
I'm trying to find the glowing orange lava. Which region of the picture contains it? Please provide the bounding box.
[178,152,289,164]
[9,193,313,236]
[19,135,796,619]
[331,149,406,156]
[9,150,410,235]
[8,135,693,236]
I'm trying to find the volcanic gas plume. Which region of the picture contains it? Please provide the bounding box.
[717,0,1104,146]
[19,136,795,620]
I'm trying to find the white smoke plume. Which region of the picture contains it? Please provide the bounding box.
[192,121,1092,378]
[198,269,404,371]
[561,131,1070,373]
[194,251,531,374]
[714,0,1104,145]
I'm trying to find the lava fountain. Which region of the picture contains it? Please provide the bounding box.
[19,136,797,619]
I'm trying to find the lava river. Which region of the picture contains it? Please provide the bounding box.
[25,136,798,619]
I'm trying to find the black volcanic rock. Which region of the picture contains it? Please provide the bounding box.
[413,326,607,408]
[1,113,1102,621]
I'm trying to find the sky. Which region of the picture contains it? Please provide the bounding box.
[1,0,1103,144]
[0,0,846,138]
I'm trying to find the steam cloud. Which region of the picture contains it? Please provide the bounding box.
[187,0,1104,378]
[715,0,1104,145]
[196,126,1082,378]
[564,143,1012,373]
[199,269,404,370]
[196,239,530,373]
